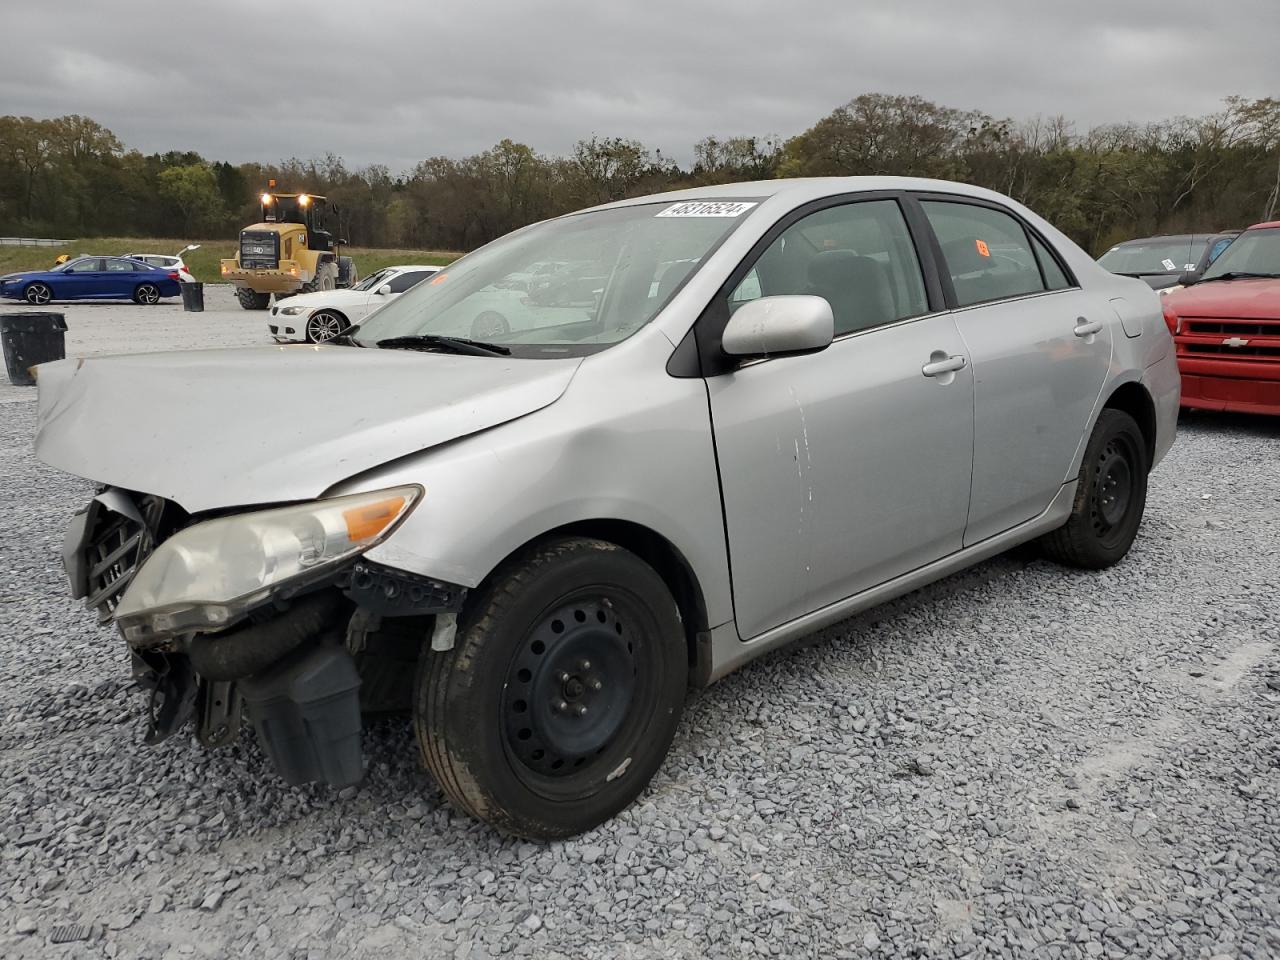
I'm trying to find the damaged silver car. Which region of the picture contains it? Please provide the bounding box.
[34,178,1180,839]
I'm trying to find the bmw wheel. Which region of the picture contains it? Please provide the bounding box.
[133,283,161,305]
[24,283,53,305]
[416,537,687,839]
[305,310,348,343]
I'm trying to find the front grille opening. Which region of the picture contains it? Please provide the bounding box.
[240,230,280,270]
[85,493,185,624]
[1184,319,1280,336]
[1181,342,1280,359]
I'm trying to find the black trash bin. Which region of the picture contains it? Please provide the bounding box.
[1,312,67,386]
[180,281,205,312]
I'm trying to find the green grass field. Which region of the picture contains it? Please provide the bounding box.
[0,238,460,283]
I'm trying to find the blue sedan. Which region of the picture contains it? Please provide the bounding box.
[0,256,182,305]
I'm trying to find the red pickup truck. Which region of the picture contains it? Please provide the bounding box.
[1162,220,1280,416]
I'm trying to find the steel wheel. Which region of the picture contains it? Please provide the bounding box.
[306,311,346,343]
[416,537,688,838]
[503,598,637,781]
[1091,436,1135,541]
[25,283,52,305]
[134,284,160,305]
[1041,408,1148,569]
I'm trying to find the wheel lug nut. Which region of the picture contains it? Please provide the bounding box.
[575,704,588,716]
[591,679,603,691]
[555,700,568,713]
[558,672,570,682]
[580,660,591,671]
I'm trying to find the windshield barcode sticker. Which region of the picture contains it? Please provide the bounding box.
[656,201,757,218]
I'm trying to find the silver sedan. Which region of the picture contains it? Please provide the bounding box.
[35,177,1179,839]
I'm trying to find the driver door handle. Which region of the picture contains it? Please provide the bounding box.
[921,355,967,378]
[1074,317,1103,337]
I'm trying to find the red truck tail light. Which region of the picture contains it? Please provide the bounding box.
[1162,302,1181,335]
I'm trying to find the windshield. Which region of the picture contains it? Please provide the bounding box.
[1201,227,1280,279]
[1098,238,1201,275]
[353,268,395,292]
[353,200,759,356]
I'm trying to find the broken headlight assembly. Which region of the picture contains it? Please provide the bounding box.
[113,485,422,645]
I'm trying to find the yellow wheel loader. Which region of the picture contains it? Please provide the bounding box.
[221,188,357,310]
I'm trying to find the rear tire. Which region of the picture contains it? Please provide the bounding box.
[235,287,271,310]
[133,283,161,305]
[300,263,338,295]
[24,282,53,305]
[337,256,357,288]
[416,537,687,839]
[1041,409,1148,569]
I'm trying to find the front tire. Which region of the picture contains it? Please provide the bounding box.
[305,310,348,343]
[416,537,687,839]
[24,283,52,305]
[1041,409,1148,568]
[133,283,161,305]
[236,287,271,310]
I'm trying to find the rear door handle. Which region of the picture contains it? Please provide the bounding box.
[921,355,967,378]
[1074,318,1103,337]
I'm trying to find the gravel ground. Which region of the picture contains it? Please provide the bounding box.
[1,300,1278,959]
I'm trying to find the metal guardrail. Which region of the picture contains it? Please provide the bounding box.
[0,238,74,247]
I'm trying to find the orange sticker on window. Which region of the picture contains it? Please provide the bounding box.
[975,239,990,257]
[429,272,448,285]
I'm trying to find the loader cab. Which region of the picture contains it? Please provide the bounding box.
[260,192,340,253]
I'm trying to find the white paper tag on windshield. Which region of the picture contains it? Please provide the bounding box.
[657,201,757,218]
[1161,258,1177,271]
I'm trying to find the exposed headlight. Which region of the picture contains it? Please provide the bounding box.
[279,305,309,316]
[114,485,421,643]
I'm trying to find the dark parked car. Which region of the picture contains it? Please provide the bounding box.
[0,256,182,305]
[1098,233,1238,291]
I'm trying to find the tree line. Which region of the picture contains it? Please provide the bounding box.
[1,94,1276,256]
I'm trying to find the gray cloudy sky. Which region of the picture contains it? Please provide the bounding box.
[5,0,1276,170]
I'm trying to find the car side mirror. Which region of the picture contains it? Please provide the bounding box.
[1177,270,1201,286]
[377,284,393,296]
[721,295,834,359]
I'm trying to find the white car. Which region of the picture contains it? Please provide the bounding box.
[268,265,442,343]
[122,244,201,283]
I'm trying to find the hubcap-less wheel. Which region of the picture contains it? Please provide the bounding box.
[1040,408,1148,569]
[136,284,160,304]
[504,599,636,778]
[25,284,51,305]
[1092,439,1133,533]
[306,311,345,342]
[416,537,688,837]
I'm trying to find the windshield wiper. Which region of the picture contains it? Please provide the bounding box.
[376,334,511,357]
[1197,271,1280,283]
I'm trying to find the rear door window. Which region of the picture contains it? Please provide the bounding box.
[921,201,1047,307]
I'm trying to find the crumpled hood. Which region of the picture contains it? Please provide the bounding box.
[1164,277,1280,319]
[34,345,581,512]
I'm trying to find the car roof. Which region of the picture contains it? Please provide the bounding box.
[1110,234,1219,245]
[587,176,1037,213]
